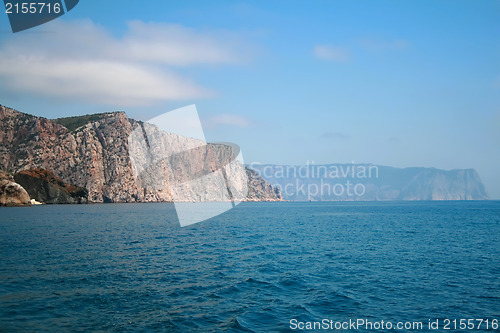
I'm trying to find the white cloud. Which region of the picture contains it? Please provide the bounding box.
[0,57,212,105]
[0,19,251,106]
[120,21,247,66]
[314,45,350,62]
[204,114,253,129]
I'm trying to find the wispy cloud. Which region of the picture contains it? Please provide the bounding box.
[314,39,409,63]
[320,131,349,141]
[0,58,211,105]
[119,21,250,66]
[0,19,252,106]
[204,114,253,129]
[313,45,350,62]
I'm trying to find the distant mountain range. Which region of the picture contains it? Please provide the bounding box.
[249,163,488,201]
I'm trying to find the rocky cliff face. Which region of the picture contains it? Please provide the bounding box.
[0,105,282,203]
[0,170,31,207]
[245,168,282,201]
[249,164,488,201]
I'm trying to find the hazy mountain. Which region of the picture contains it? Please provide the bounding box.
[249,163,488,201]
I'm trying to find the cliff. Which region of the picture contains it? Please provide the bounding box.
[245,168,282,201]
[249,164,488,201]
[0,105,282,203]
[14,169,88,204]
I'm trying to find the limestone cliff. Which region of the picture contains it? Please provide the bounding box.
[0,105,282,203]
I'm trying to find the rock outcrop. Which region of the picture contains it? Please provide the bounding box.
[0,105,282,203]
[0,170,31,207]
[245,168,282,201]
[14,169,88,204]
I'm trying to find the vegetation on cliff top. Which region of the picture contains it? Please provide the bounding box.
[54,112,121,132]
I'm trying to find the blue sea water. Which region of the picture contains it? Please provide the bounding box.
[0,201,499,332]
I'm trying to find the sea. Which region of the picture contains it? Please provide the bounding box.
[0,201,499,332]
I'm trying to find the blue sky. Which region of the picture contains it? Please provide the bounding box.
[0,1,499,197]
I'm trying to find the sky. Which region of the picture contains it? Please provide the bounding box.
[0,0,499,198]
